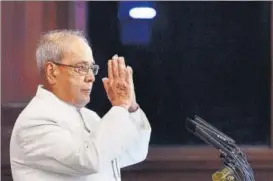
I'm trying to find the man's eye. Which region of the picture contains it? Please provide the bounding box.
[77,65,87,70]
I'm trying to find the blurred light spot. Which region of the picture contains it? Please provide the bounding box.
[129,7,156,19]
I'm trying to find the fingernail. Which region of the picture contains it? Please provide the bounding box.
[113,54,118,59]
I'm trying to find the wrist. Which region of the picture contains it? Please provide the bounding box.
[113,103,130,110]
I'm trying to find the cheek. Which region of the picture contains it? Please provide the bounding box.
[67,76,85,92]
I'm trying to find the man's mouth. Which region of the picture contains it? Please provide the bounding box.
[81,89,91,94]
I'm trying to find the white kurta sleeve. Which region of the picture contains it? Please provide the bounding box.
[118,107,152,168]
[17,106,140,176]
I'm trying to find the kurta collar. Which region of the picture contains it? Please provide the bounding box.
[35,85,81,111]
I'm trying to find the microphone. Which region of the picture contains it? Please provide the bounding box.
[186,117,236,154]
[193,115,235,145]
[186,115,256,181]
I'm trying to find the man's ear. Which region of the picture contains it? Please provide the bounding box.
[44,62,58,84]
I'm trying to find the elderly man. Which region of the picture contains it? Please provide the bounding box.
[9,30,151,181]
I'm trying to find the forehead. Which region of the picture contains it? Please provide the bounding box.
[62,38,94,65]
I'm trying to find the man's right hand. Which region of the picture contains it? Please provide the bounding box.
[102,55,132,110]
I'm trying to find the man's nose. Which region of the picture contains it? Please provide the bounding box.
[84,69,95,83]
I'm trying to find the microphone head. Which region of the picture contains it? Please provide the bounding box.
[212,166,235,181]
[193,115,235,144]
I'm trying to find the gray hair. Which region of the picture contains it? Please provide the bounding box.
[36,29,89,74]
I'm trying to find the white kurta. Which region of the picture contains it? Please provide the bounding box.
[10,85,151,181]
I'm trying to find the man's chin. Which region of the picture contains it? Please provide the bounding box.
[76,97,90,108]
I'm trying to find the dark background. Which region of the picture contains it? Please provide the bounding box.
[86,1,271,146]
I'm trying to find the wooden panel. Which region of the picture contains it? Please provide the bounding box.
[122,147,273,181]
[23,2,43,101]
[271,0,273,148]
[1,2,88,180]
[1,1,78,104]
[1,105,24,167]
[121,170,272,181]
[2,168,272,181]
[1,2,27,103]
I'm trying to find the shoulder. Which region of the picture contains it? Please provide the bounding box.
[20,97,58,119]
[14,97,64,130]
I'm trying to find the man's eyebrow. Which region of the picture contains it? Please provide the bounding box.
[77,60,95,65]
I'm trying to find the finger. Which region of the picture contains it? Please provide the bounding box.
[102,78,112,100]
[118,57,126,78]
[125,66,131,83]
[112,54,118,59]
[108,60,113,80]
[102,77,109,91]
[127,66,135,89]
[127,65,133,76]
[112,55,119,78]
[127,66,134,83]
